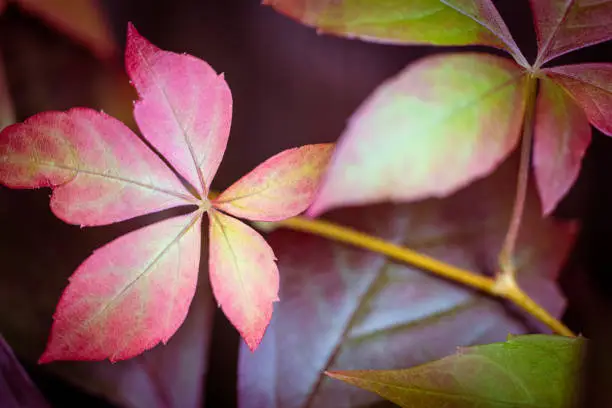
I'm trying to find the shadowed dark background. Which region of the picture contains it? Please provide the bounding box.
[0,0,611,407]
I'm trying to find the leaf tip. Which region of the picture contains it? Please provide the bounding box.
[540,196,557,217]
[244,335,262,352]
[126,21,138,38]
[37,349,55,365]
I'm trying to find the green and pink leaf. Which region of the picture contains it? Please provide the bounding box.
[309,53,527,216]
[327,335,583,407]
[265,0,526,65]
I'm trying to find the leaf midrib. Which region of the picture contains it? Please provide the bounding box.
[75,210,203,344]
[210,210,251,311]
[0,155,196,202]
[135,46,207,195]
[535,0,576,65]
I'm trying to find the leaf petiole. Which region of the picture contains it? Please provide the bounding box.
[497,74,538,280]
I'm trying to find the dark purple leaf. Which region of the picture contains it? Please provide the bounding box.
[239,153,577,408]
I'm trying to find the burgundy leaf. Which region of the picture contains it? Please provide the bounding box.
[239,154,576,408]
[531,0,612,66]
[546,63,612,136]
[533,77,591,215]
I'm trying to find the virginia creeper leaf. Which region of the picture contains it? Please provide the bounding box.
[533,77,591,215]
[264,0,525,61]
[327,334,584,408]
[0,336,50,408]
[0,55,13,130]
[214,143,334,221]
[40,213,203,363]
[0,108,191,226]
[545,63,612,136]
[531,0,612,66]
[16,0,116,59]
[308,53,527,216]
[1,22,334,361]
[126,24,233,196]
[208,209,279,351]
[239,156,577,408]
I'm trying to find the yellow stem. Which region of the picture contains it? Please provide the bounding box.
[258,215,574,337]
[271,217,493,292]
[492,272,574,337]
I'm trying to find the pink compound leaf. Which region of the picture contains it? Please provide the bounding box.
[213,143,334,221]
[39,212,203,363]
[531,0,612,67]
[308,53,528,217]
[208,209,279,351]
[0,108,193,227]
[545,63,612,136]
[533,77,591,215]
[1,21,315,363]
[126,23,233,196]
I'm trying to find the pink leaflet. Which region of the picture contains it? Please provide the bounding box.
[208,209,279,351]
[39,213,203,363]
[0,108,191,226]
[125,23,233,196]
[530,0,612,66]
[213,143,334,221]
[533,77,591,215]
[545,63,612,136]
